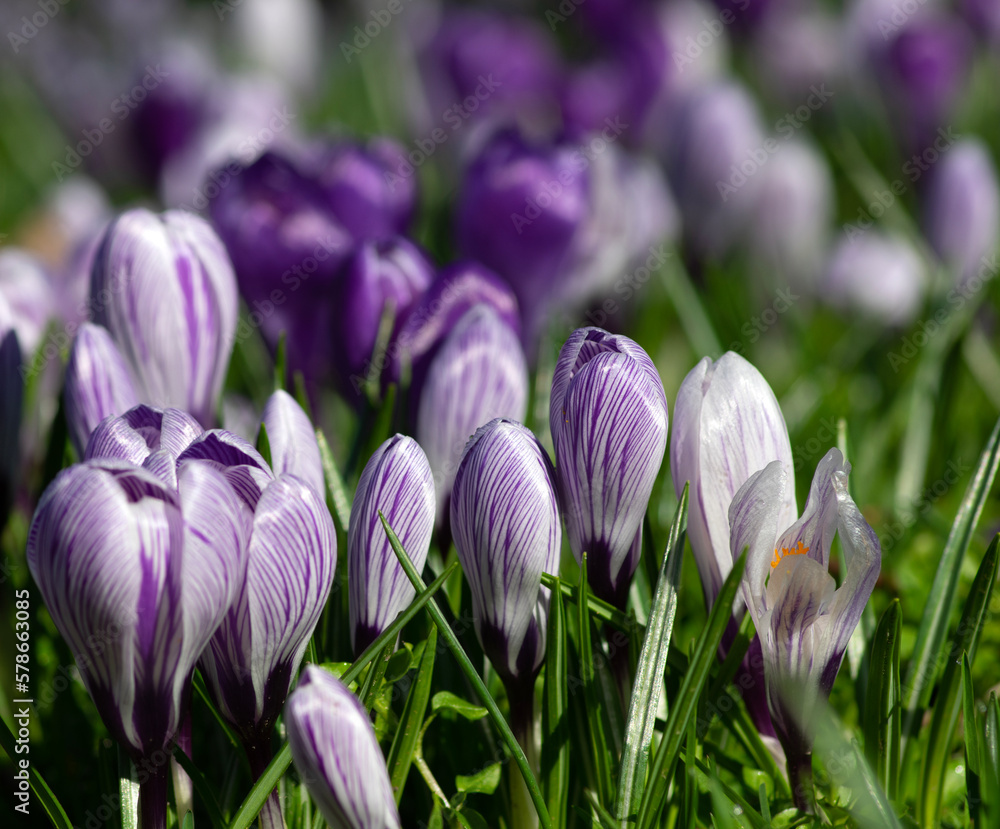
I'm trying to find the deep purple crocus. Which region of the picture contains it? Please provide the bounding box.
[349,435,435,655]
[416,305,528,525]
[285,665,401,829]
[27,459,249,829]
[550,328,667,610]
[90,208,239,427]
[450,418,561,745]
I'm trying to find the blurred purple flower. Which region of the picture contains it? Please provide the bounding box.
[0,248,55,357]
[1,296,22,523]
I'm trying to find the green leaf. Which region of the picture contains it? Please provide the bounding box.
[583,788,620,829]
[384,647,414,683]
[456,763,502,795]
[658,246,722,358]
[118,744,139,829]
[0,715,74,829]
[192,670,241,750]
[539,572,634,632]
[387,626,437,803]
[170,745,226,829]
[316,428,352,533]
[962,654,983,827]
[455,807,490,829]
[636,551,747,829]
[432,691,489,721]
[379,512,552,829]
[983,693,1000,826]
[256,421,272,468]
[864,599,901,801]
[228,561,458,829]
[616,485,688,824]
[902,416,1000,728]
[359,643,394,714]
[541,578,570,829]
[273,330,287,392]
[919,535,999,825]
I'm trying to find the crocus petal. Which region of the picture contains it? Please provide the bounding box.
[554,346,667,608]
[91,208,238,426]
[450,418,561,680]
[65,323,140,458]
[773,448,847,571]
[349,435,435,655]
[200,474,336,733]
[259,389,323,497]
[416,305,528,523]
[285,666,401,829]
[177,430,273,508]
[86,405,203,465]
[671,352,796,608]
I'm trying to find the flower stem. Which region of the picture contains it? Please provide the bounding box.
[138,758,169,829]
[788,750,816,814]
[171,714,193,826]
[245,738,287,829]
[506,676,539,829]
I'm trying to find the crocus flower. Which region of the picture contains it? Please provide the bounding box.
[924,138,1000,287]
[729,448,881,809]
[330,237,434,402]
[550,328,667,610]
[0,247,54,356]
[415,305,528,525]
[64,323,140,459]
[285,665,400,829]
[671,351,796,758]
[27,459,249,829]
[91,208,239,427]
[349,435,435,655]
[258,389,324,496]
[1,296,22,525]
[450,418,561,737]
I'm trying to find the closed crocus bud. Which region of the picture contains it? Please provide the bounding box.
[314,138,418,240]
[924,138,1000,286]
[729,449,880,810]
[349,435,435,655]
[27,459,249,828]
[457,129,591,344]
[91,208,239,426]
[286,666,400,829]
[671,351,795,759]
[416,305,528,525]
[551,328,667,610]
[387,260,521,394]
[1,297,22,524]
[753,8,843,105]
[330,237,435,400]
[823,232,927,326]
[0,247,54,356]
[450,418,561,733]
[258,389,323,496]
[64,323,140,459]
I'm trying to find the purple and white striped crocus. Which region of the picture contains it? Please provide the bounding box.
[729,448,881,810]
[416,304,528,526]
[188,394,335,825]
[349,435,435,655]
[285,665,401,829]
[450,418,561,739]
[550,327,667,610]
[27,459,249,829]
[64,323,140,458]
[671,351,796,762]
[90,208,238,427]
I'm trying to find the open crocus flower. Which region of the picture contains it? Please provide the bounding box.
[91,208,238,427]
[27,459,249,829]
[285,665,401,829]
[551,327,667,610]
[349,435,435,655]
[729,448,881,809]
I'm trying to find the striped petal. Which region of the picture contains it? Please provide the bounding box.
[200,474,336,735]
[259,390,323,497]
[285,665,401,829]
[91,208,238,426]
[450,418,561,681]
[416,305,528,524]
[671,352,796,608]
[349,435,435,655]
[177,430,273,509]
[64,323,140,459]
[554,345,667,609]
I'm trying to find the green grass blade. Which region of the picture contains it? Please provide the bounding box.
[171,745,226,829]
[659,247,722,357]
[902,416,1000,725]
[636,552,747,829]
[316,428,352,533]
[227,561,457,829]
[541,578,570,829]
[273,331,287,392]
[962,654,983,827]
[359,642,394,714]
[387,625,438,804]
[539,572,633,631]
[919,535,999,826]
[379,512,552,829]
[864,599,901,801]
[983,693,1000,826]
[1,714,74,829]
[616,485,688,825]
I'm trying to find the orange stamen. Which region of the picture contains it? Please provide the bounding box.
[770,539,810,568]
